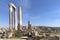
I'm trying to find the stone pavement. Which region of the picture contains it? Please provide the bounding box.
[0,38,26,40]
[0,36,28,40]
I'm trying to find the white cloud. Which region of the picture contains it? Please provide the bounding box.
[21,0,31,9]
[44,10,60,15]
[20,0,32,20]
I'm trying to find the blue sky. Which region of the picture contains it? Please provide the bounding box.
[0,0,60,27]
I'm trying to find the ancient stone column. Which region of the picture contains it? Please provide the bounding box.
[20,7,22,30]
[28,20,31,30]
[9,4,13,31]
[14,9,17,30]
[18,7,22,30]
[9,3,17,31]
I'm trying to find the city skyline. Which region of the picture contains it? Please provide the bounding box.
[0,0,60,27]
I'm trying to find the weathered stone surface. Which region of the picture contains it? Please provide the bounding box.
[18,7,22,30]
[48,36,59,40]
[9,3,17,31]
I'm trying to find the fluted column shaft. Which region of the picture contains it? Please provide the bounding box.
[9,5,13,31]
[20,7,22,30]
[14,9,17,30]
[18,7,22,30]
